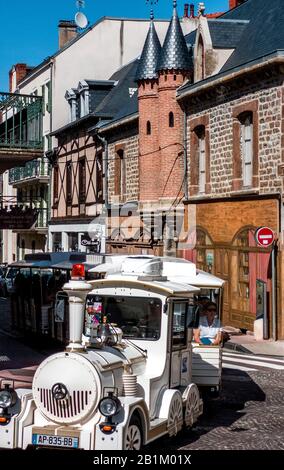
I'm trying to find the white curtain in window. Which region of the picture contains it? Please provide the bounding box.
[241,116,253,187]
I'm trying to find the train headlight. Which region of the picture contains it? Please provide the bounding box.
[99,395,121,417]
[0,386,17,409]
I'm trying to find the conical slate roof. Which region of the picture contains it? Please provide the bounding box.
[135,13,162,81]
[157,1,192,72]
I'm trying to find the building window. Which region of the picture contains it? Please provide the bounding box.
[78,158,86,202]
[96,152,103,203]
[46,81,51,113]
[68,233,78,252]
[169,112,174,128]
[146,121,151,135]
[115,148,126,198]
[66,161,72,205]
[196,126,206,194]
[21,239,25,261]
[53,233,62,252]
[53,165,59,202]
[190,116,210,196]
[240,112,253,188]
[232,102,258,191]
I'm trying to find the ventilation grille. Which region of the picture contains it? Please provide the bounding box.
[38,388,92,419]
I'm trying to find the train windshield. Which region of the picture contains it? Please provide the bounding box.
[85,295,162,340]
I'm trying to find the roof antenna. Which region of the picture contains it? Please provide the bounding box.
[75,0,89,30]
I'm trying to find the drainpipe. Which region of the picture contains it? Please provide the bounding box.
[183,110,189,201]
[96,133,109,209]
[272,242,277,340]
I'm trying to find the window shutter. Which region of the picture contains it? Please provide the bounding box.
[199,135,206,193]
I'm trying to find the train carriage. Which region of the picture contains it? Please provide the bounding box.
[0,256,225,450]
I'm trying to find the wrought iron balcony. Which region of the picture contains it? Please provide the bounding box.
[0,92,44,172]
[9,159,50,186]
[0,196,49,231]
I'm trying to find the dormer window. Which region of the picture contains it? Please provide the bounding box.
[78,80,90,118]
[65,89,78,123]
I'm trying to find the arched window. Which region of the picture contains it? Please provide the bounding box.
[146,121,151,135]
[169,112,174,128]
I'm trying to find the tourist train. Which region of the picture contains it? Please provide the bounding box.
[0,256,224,450]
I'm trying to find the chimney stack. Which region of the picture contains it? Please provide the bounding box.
[9,64,33,92]
[190,3,195,17]
[229,0,245,9]
[58,20,78,49]
[184,3,189,17]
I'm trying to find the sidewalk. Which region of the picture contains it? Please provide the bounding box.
[223,334,284,357]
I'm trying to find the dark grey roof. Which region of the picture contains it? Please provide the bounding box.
[208,19,249,48]
[184,19,248,50]
[178,0,284,96]
[157,4,192,72]
[95,59,139,124]
[135,19,162,81]
[220,0,284,72]
[185,29,197,46]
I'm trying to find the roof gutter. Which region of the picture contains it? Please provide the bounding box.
[177,53,284,101]
[97,113,139,133]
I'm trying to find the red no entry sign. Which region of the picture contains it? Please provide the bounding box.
[255,227,275,248]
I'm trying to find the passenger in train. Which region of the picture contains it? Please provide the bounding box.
[193,302,223,345]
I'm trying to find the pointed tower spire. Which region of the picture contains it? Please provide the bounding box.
[157,0,192,72]
[135,11,162,81]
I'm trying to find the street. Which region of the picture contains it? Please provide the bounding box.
[1,298,284,451]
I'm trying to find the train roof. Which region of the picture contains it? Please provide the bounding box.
[89,255,225,288]
[89,278,200,297]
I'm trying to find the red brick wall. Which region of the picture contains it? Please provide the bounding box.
[229,0,245,9]
[157,72,185,200]
[138,80,160,201]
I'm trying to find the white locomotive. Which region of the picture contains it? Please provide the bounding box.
[0,256,224,450]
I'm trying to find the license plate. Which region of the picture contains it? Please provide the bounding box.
[32,434,79,448]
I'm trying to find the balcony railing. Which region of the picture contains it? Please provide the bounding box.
[0,92,43,150]
[0,196,49,230]
[9,159,50,185]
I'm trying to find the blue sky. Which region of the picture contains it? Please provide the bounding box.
[0,0,229,91]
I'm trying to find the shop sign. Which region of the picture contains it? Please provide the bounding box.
[81,235,100,247]
[255,227,274,248]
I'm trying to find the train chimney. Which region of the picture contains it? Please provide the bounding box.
[63,265,92,351]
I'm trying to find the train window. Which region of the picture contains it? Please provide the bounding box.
[85,295,162,341]
[172,302,188,346]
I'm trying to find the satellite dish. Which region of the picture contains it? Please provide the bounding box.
[75,11,88,29]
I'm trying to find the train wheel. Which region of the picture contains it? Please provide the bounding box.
[124,416,142,450]
[167,392,183,437]
[184,384,202,427]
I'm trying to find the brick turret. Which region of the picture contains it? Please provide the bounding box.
[136,11,162,202]
[156,1,193,201]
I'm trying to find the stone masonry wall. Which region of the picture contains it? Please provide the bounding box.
[185,74,284,197]
[108,134,139,203]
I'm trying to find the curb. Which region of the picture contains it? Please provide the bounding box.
[223,341,254,355]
